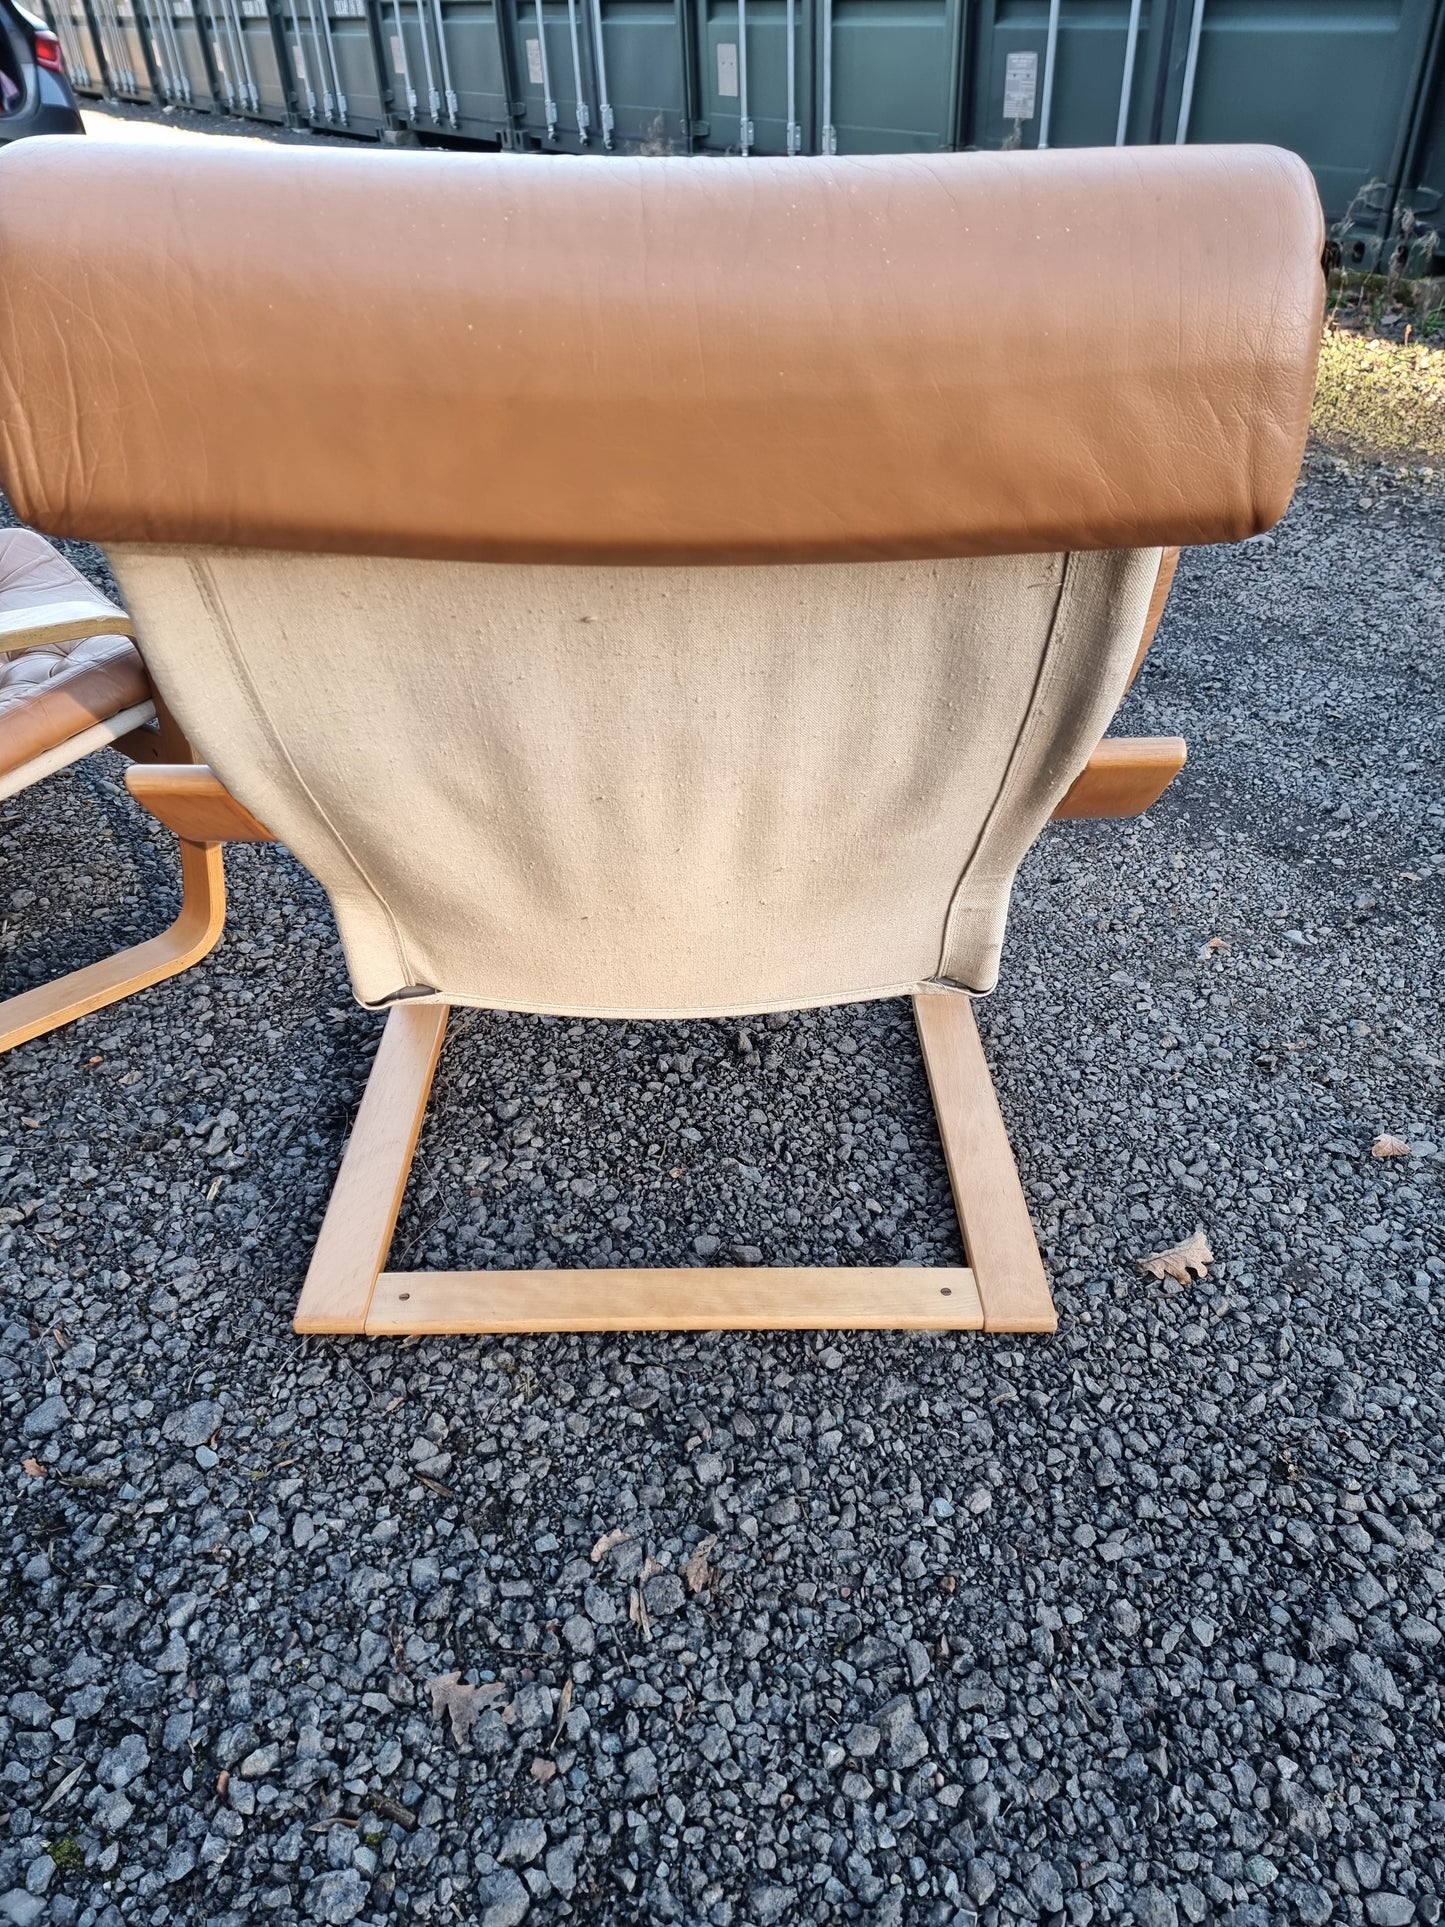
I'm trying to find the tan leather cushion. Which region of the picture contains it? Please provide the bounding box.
[0,142,1323,566]
[0,529,146,778]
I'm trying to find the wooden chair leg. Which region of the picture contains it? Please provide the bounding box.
[0,837,226,1056]
[912,992,1056,1332]
[294,1000,450,1334]
[294,993,1054,1338]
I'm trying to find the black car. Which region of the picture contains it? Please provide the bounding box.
[0,0,85,141]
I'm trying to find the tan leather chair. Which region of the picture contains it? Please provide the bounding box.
[0,528,225,1053]
[0,139,1323,1336]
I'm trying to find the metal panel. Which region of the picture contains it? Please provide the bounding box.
[231,0,294,117]
[384,0,515,139]
[696,0,811,152]
[40,0,108,92]
[591,0,690,149]
[278,0,390,131]
[159,0,222,103]
[1154,0,1444,237]
[1390,0,1444,269]
[196,0,255,107]
[820,0,962,152]
[964,0,1173,150]
[507,0,600,146]
[91,0,156,95]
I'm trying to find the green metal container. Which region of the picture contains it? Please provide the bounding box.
[1393,12,1444,271]
[90,0,156,96]
[231,0,295,118]
[40,0,107,92]
[277,0,390,132]
[384,0,516,140]
[692,0,808,153]
[822,0,962,152]
[592,0,690,148]
[196,0,291,113]
[1155,0,1444,252]
[507,0,606,149]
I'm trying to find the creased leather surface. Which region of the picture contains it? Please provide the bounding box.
[0,529,147,776]
[0,143,1323,564]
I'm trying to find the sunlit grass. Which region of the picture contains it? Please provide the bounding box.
[1311,325,1445,463]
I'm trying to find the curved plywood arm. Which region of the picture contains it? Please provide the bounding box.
[126,764,276,842]
[0,598,135,654]
[128,741,1188,847]
[1126,546,1181,691]
[1053,737,1187,820]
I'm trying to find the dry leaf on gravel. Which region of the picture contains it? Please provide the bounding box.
[629,1586,653,1642]
[427,1672,508,1746]
[529,1758,557,1784]
[1371,1134,1411,1158]
[640,1554,664,1582]
[21,1457,45,1479]
[1137,1228,1214,1283]
[551,1677,574,1745]
[684,1535,718,1595]
[590,1527,632,1563]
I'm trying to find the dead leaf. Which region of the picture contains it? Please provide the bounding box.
[216,1770,230,1798]
[21,1457,45,1479]
[1197,936,1231,960]
[550,1676,574,1749]
[590,1527,632,1564]
[640,1554,664,1581]
[683,1535,718,1595]
[1137,1228,1214,1283]
[628,1586,653,1643]
[1371,1134,1411,1159]
[529,1757,557,1784]
[427,1672,508,1746]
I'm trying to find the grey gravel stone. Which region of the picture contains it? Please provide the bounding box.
[1364,1900,1416,1927]
[2,450,1444,1924]
[749,1885,794,1923]
[20,1395,68,1437]
[162,1397,222,1448]
[497,1819,547,1865]
[95,1731,148,1789]
[303,1869,370,1923]
[477,1867,530,1925]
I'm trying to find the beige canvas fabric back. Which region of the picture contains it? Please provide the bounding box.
[110,546,1159,1013]
[0,141,1326,1020]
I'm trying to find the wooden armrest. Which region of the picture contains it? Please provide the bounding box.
[126,764,276,843]
[1052,737,1187,820]
[0,597,136,653]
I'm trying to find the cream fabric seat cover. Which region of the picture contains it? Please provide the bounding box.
[0,141,1325,1018]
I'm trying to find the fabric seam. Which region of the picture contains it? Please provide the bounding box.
[933,552,1077,983]
[186,554,416,989]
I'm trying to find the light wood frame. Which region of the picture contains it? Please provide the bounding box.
[0,610,226,1056]
[290,991,1048,1336]
[123,727,1188,1339]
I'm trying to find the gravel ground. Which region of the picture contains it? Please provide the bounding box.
[1,449,1443,1927]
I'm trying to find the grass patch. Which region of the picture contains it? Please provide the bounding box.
[1311,326,1445,464]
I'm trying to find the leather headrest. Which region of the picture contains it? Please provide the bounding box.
[0,140,1324,564]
